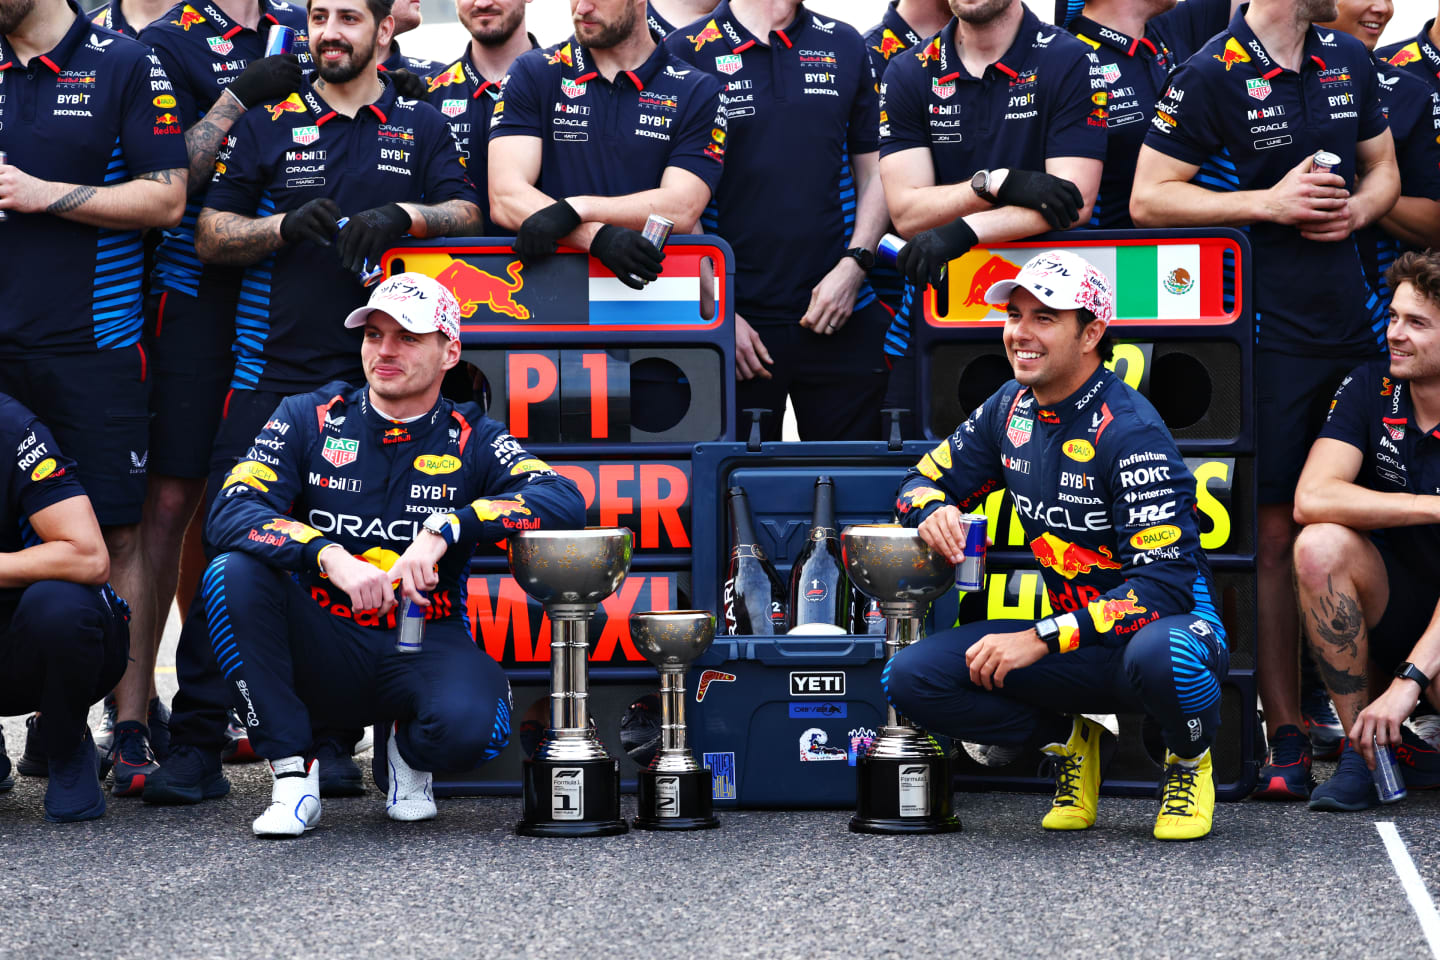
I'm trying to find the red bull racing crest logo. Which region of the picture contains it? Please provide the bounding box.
[1088,589,1148,633]
[916,36,941,65]
[435,258,529,319]
[547,43,575,66]
[171,5,205,29]
[1213,37,1250,71]
[427,63,465,92]
[1386,43,1422,67]
[873,29,905,60]
[686,19,723,51]
[1029,532,1123,580]
[266,94,307,121]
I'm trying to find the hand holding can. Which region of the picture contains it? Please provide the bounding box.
[631,213,673,284]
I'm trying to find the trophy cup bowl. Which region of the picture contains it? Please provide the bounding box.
[841,524,955,610]
[507,527,634,611]
[630,610,721,831]
[839,525,961,835]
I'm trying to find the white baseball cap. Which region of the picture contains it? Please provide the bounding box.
[343,272,461,342]
[982,250,1115,324]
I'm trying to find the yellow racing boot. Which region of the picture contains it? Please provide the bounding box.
[1040,716,1107,830]
[1154,748,1215,841]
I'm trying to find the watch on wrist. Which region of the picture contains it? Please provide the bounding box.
[844,246,875,272]
[1395,661,1431,690]
[1035,617,1060,655]
[971,169,999,204]
[422,511,459,546]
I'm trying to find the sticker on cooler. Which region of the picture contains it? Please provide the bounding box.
[552,767,584,819]
[703,751,736,800]
[898,764,931,817]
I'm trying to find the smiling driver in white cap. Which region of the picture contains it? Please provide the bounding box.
[343,272,464,420]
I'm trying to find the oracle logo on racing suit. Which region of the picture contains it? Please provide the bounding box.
[307,510,421,543]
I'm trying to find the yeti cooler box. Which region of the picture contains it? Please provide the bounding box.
[687,636,890,809]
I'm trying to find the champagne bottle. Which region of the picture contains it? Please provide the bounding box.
[724,486,788,634]
[851,590,886,635]
[788,476,850,633]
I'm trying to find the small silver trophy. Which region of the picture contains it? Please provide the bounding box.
[630,610,721,831]
[842,524,964,834]
[508,527,633,837]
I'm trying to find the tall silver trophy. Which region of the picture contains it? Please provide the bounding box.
[630,610,721,831]
[842,524,963,834]
[508,528,633,837]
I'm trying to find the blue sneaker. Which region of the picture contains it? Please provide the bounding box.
[1252,724,1313,800]
[1396,726,1440,789]
[141,744,230,805]
[1302,687,1344,762]
[44,727,105,823]
[0,725,13,793]
[1309,739,1380,812]
[107,721,159,797]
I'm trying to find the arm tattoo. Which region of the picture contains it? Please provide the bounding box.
[195,209,282,266]
[414,200,480,238]
[138,169,181,185]
[184,95,244,195]
[46,185,97,214]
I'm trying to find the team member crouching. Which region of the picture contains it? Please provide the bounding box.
[0,393,129,822]
[882,251,1228,841]
[1293,251,1440,811]
[201,274,585,836]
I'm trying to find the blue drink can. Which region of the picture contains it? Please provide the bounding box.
[1374,740,1407,803]
[333,216,385,286]
[396,597,426,654]
[876,232,907,268]
[264,24,296,57]
[955,513,987,592]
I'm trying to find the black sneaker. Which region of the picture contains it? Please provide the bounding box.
[141,744,230,805]
[221,710,260,764]
[44,727,105,823]
[1301,686,1344,762]
[107,721,159,797]
[1252,724,1314,800]
[1309,738,1380,811]
[0,725,13,793]
[148,697,172,762]
[17,713,48,778]
[315,738,365,797]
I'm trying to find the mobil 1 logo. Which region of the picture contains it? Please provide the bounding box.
[552,768,583,820]
[790,671,845,696]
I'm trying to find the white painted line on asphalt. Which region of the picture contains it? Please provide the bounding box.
[1376,821,1440,960]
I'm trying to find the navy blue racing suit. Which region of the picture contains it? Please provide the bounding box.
[882,366,1229,755]
[201,382,585,770]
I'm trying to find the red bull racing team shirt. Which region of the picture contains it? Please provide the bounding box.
[1376,20,1440,93]
[1142,11,1390,356]
[0,4,187,356]
[202,75,476,393]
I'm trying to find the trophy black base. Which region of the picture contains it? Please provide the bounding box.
[849,753,962,835]
[517,756,629,837]
[632,768,720,831]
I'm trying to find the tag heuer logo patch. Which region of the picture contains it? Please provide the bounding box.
[321,436,358,468]
[1246,77,1271,100]
[560,78,586,99]
[207,35,233,56]
[292,125,319,145]
[715,54,743,75]
[932,77,955,99]
[1099,62,1120,84]
[440,98,465,117]
[1006,413,1033,448]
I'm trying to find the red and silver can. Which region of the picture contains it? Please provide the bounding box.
[876,232,907,268]
[1373,740,1407,804]
[0,151,8,222]
[264,24,297,57]
[955,513,988,592]
[641,213,674,251]
[1312,150,1340,174]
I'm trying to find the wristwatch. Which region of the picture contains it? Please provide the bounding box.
[1395,661,1431,691]
[1035,616,1060,655]
[844,246,875,272]
[971,169,999,204]
[422,511,459,546]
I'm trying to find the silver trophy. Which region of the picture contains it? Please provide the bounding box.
[630,610,721,831]
[508,527,633,837]
[842,524,964,834]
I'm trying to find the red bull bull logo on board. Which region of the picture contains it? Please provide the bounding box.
[435,259,529,320]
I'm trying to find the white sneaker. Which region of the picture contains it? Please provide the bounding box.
[1408,715,1440,751]
[386,723,436,822]
[253,756,321,837]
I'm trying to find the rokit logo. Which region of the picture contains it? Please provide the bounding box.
[790,671,845,696]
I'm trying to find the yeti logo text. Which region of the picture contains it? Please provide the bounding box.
[790,671,845,696]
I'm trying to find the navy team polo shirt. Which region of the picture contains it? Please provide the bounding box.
[664,1,879,323]
[491,37,725,202]
[203,75,476,392]
[0,6,186,356]
[1143,11,1389,356]
[1377,20,1440,94]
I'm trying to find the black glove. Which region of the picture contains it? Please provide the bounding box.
[897,217,977,290]
[590,224,664,290]
[335,203,410,274]
[228,54,302,109]
[995,168,1083,230]
[280,197,342,247]
[515,199,582,263]
[386,68,427,100]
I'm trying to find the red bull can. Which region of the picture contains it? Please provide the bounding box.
[631,213,673,285]
[877,232,907,268]
[1373,740,1406,803]
[264,24,296,57]
[334,216,385,286]
[956,513,987,592]
[1312,150,1340,175]
[396,595,425,653]
[0,151,8,222]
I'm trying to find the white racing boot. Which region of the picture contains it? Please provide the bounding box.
[386,723,436,822]
[252,756,321,837]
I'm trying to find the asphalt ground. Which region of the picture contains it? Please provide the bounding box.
[3,617,1439,960]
